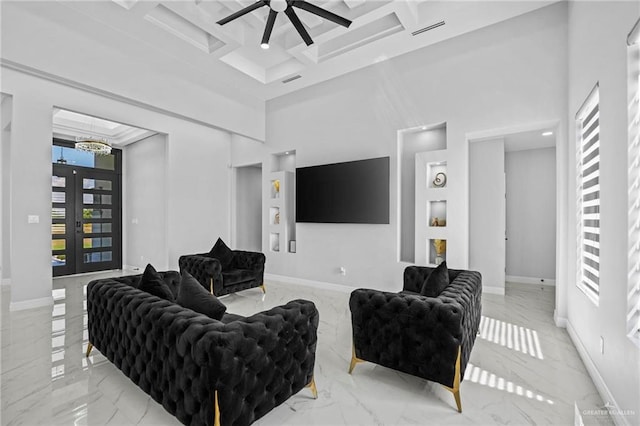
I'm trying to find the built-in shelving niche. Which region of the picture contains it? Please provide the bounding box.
[427,161,447,189]
[428,200,447,227]
[269,151,296,253]
[269,207,280,226]
[400,122,447,264]
[270,233,280,252]
[428,238,447,266]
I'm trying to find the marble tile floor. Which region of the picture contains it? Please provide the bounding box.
[0,272,610,426]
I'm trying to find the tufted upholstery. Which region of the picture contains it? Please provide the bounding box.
[179,250,265,296]
[349,266,481,389]
[87,273,318,426]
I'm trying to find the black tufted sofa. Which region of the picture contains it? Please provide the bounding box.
[348,266,482,412]
[86,271,319,426]
[179,250,265,297]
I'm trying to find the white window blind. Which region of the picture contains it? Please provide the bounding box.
[627,19,640,344]
[576,85,600,304]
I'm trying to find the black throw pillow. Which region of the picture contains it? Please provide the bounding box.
[209,237,234,270]
[138,264,175,301]
[420,261,450,297]
[177,271,227,320]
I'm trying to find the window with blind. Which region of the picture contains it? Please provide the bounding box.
[576,85,600,304]
[627,18,640,345]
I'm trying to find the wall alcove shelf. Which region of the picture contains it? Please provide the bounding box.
[415,150,449,266]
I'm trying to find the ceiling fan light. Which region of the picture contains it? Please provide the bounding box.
[270,0,287,13]
[261,42,270,49]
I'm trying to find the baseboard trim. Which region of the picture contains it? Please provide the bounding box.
[554,310,567,328]
[123,265,142,273]
[9,296,54,311]
[566,320,629,426]
[506,275,556,286]
[264,273,354,293]
[483,286,505,295]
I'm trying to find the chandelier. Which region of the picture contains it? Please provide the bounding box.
[75,136,112,155]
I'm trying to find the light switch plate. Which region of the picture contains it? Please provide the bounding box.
[27,215,39,224]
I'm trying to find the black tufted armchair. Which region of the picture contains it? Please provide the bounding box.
[348,266,482,412]
[86,272,319,426]
[179,250,266,297]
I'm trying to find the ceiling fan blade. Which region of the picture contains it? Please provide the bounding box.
[293,0,351,28]
[285,6,313,46]
[217,0,266,25]
[262,9,278,46]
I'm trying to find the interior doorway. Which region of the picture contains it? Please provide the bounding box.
[504,137,557,285]
[234,164,263,252]
[468,126,557,294]
[52,140,122,276]
[51,108,156,276]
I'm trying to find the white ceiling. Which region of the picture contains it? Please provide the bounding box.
[34,0,558,102]
[504,128,556,152]
[53,109,157,147]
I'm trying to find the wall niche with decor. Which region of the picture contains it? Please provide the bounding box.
[268,151,296,254]
[413,123,448,267]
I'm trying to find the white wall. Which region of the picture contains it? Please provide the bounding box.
[506,147,556,281]
[235,166,262,252]
[469,138,506,294]
[165,128,231,266]
[0,67,231,308]
[123,133,168,270]
[566,1,640,424]
[238,3,568,291]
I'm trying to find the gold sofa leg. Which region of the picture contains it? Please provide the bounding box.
[85,342,93,357]
[442,346,462,413]
[214,390,220,426]
[306,376,318,399]
[259,282,266,294]
[348,344,364,374]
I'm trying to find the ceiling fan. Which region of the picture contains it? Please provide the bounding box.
[217,0,352,49]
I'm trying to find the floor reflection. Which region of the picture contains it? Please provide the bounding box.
[0,274,610,426]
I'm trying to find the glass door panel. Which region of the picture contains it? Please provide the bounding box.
[51,164,121,276]
[76,169,120,273]
[52,166,76,276]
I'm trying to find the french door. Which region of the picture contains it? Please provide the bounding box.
[52,164,121,276]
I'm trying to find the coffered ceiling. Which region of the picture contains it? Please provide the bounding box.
[53,109,157,147]
[21,0,555,102]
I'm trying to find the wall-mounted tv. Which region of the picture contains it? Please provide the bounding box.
[296,156,390,224]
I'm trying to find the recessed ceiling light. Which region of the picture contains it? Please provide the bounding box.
[285,151,290,155]
[542,131,553,136]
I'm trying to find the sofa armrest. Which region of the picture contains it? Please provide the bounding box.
[179,254,222,294]
[193,299,319,426]
[349,289,464,388]
[440,270,482,372]
[230,250,266,271]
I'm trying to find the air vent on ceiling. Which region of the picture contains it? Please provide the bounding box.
[411,21,445,36]
[282,75,302,84]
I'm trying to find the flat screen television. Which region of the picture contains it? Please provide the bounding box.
[296,157,390,224]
